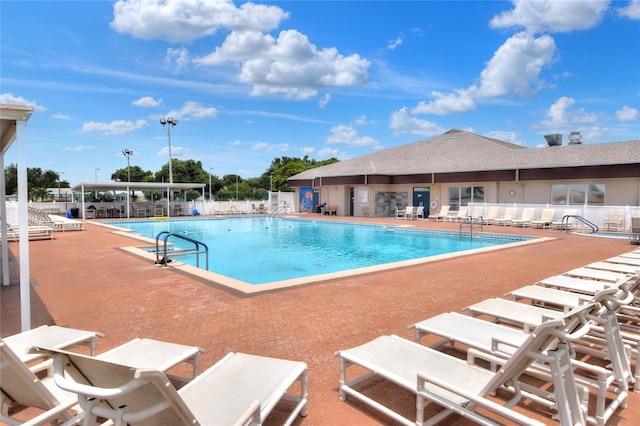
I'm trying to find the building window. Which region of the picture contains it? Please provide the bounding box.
[449,186,484,211]
[551,184,605,205]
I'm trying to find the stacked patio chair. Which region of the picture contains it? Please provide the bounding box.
[337,247,640,426]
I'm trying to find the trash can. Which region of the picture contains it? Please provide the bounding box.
[70,208,79,218]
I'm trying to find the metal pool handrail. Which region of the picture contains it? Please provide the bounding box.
[155,231,209,270]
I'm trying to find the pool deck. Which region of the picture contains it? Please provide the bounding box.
[2,213,640,425]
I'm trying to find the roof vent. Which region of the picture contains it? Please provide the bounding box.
[544,134,562,146]
[568,131,582,145]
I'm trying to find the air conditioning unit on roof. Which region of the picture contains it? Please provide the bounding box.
[544,134,562,146]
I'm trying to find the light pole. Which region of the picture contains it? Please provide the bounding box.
[208,167,212,201]
[122,149,133,183]
[159,117,178,184]
[235,175,239,200]
[57,171,65,200]
[94,166,100,199]
[270,174,273,192]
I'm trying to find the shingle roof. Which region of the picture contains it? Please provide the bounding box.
[289,129,640,180]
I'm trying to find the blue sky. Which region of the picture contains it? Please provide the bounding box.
[2,0,639,185]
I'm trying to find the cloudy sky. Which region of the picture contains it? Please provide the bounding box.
[2,0,639,185]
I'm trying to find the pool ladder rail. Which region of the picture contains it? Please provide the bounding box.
[459,215,483,238]
[155,231,209,270]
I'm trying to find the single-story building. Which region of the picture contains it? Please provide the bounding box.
[287,129,640,218]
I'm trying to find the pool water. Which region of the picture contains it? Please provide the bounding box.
[107,217,529,285]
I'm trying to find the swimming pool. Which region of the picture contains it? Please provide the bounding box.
[105,217,537,289]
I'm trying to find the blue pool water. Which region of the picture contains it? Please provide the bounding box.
[107,217,529,285]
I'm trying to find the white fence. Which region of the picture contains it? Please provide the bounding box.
[468,203,640,232]
[5,192,296,223]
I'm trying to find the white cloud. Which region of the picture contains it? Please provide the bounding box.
[490,0,610,33]
[325,125,379,147]
[251,142,289,151]
[410,32,555,117]
[483,130,524,145]
[163,100,218,120]
[618,0,640,19]
[165,47,190,71]
[388,37,402,50]
[132,96,162,107]
[64,145,95,152]
[412,89,476,115]
[536,96,598,129]
[81,119,149,135]
[353,115,376,126]
[52,112,72,120]
[470,32,556,98]
[616,105,639,121]
[389,108,444,137]
[110,0,289,43]
[158,145,193,159]
[318,93,331,108]
[0,93,47,111]
[317,147,343,158]
[195,29,370,99]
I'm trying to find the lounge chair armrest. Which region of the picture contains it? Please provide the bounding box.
[233,400,261,426]
[416,371,545,426]
[467,347,508,367]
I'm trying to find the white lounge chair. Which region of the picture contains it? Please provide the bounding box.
[3,324,103,364]
[394,205,405,219]
[30,347,309,426]
[1,339,85,426]
[469,205,484,220]
[530,208,556,229]
[586,261,639,275]
[630,217,640,245]
[402,206,415,220]
[480,206,500,224]
[412,205,425,220]
[427,205,449,222]
[337,304,596,426]
[552,209,578,230]
[511,207,536,227]
[565,267,628,283]
[450,205,468,222]
[604,212,624,231]
[493,207,516,226]
[409,301,631,426]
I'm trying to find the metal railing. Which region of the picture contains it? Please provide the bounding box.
[155,231,209,270]
[560,215,599,234]
[459,215,483,238]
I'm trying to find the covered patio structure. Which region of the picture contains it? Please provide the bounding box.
[0,103,35,331]
[70,181,206,219]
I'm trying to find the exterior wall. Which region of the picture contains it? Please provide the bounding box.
[295,177,640,217]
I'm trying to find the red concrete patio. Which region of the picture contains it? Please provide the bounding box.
[2,214,640,425]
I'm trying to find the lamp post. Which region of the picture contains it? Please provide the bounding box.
[235,175,239,200]
[57,171,65,200]
[208,167,212,201]
[159,117,178,184]
[94,166,100,198]
[122,149,133,183]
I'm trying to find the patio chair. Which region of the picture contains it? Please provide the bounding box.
[608,255,640,267]
[411,206,425,220]
[410,300,631,426]
[394,205,405,219]
[511,207,536,227]
[0,339,85,426]
[604,212,624,231]
[3,324,104,364]
[564,267,628,283]
[427,205,449,222]
[493,207,516,226]
[337,303,596,426]
[630,217,640,245]
[531,208,556,229]
[552,209,578,230]
[450,205,468,222]
[469,205,484,220]
[402,206,415,220]
[29,347,308,426]
[476,205,499,225]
